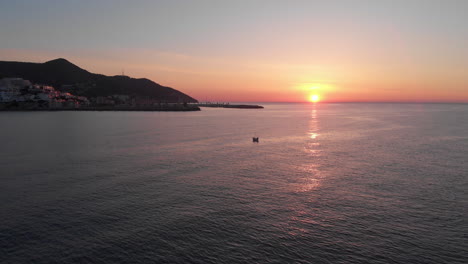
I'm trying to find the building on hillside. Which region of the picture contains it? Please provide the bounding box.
[0,78,32,102]
[0,78,89,108]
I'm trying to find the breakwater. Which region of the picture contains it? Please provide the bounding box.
[198,103,264,109]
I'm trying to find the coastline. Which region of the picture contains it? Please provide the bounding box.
[0,103,267,112]
[0,105,201,112]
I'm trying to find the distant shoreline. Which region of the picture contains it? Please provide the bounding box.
[0,104,269,112]
[0,103,268,112]
[0,105,201,112]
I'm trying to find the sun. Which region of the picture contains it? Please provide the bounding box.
[309,94,320,103]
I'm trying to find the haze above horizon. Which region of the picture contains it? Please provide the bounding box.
[1,0,467,103]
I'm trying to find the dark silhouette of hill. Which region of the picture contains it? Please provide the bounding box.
[0,58,198,102]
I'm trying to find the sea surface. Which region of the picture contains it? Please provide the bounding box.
[1,103,467,263]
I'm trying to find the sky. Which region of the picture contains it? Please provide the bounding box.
[1,0,468,102]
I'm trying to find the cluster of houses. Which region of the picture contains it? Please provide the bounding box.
[0,77,191,110]
[0,78,89,109]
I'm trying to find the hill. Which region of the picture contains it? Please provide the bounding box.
[0,58,198,102]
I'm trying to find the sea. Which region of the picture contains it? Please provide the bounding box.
[1,103,467,264]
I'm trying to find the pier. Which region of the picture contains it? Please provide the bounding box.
[197,102,264,109]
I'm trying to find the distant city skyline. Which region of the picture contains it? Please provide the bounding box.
[1,0,468,102]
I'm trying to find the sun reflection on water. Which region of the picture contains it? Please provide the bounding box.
[296,104,324,193]
[306,105,320,155]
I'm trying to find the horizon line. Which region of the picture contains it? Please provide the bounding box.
[221,101,468,104]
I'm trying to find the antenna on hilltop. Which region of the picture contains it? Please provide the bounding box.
[121,68,125,76]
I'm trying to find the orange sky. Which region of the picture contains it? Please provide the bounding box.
[1,1,468,103]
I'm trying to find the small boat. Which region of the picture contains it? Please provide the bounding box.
[252,137,259,142]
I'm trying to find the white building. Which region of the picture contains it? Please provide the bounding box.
[0,78,89,108]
